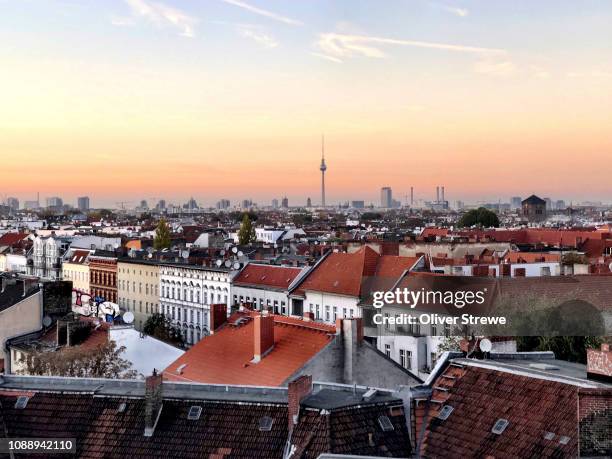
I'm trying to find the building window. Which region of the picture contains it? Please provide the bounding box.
[385,344,391,358]
[399,349,412,369]
[431,323,438,336]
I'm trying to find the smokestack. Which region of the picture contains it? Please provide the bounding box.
[441,186,445,202]
[410,187,414,206]
[144,370,164,437]
[436,187,440,202]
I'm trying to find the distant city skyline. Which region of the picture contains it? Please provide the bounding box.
[1,1,611,203]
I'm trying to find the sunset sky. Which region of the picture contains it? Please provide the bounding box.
[1,0,611,208]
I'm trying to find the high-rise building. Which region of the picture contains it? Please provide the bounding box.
[77,196,90,212]
[555,200,566,210]
[271,199,279,209]
[24,200,39,210]
[6,197,19,211]
[156,199,166,210]
[320,135,327,207]
[281,196,289,208]
[216,199,230,210]
[46,196,63,208]
[544,197,552,210]
[351,200,365,209]
[510,196,522,210]
[306,197,312,207]
[380,187,392,208]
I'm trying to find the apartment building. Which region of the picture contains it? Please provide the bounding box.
[117,258,160,331]
[159,263,232,346]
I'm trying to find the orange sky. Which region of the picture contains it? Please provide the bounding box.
[1,1,611,207]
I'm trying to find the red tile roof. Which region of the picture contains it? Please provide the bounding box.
[420,364,579,458]
[295,247,420,298]
[233,264,303,290]
[67,249,90,264]
[502,252,561,263]
[0,232,28,247]
[163,311,335,386]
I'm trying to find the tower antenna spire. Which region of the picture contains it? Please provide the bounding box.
[319,134,327,207]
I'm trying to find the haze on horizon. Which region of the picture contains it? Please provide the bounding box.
[1,0,611,207]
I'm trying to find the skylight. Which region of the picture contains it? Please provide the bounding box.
[491,418,509,435]
[15,396,29,409]
[543,432,555,440]
[259,416,274,431]
[559,436,571,445]
[437,405,454,421]
[187,406,202,420]
[117,402,127,413]
[378,415,394,432]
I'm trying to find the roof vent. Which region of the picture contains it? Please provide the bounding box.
[187,406,202,420]
[378,415,394,432]
[543,432,555,441]
[259,416,274,431]
[437,405,454,420]
[491,418,509,435]
[362,388,377,401]
[176,363,187,375]
[333,280,340,287]
[118,402,127,413]
[15,396,29,409]
[559,436,571,445]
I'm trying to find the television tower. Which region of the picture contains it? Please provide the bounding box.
[320,135,327,207]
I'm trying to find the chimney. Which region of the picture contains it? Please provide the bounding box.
[340,318,364,383]
[586,343,611,382]
[287,375,312,432]
[578,386,612,457]
[436,186,440,202]
[1,277,6,293]
[210,303,227,334]
[144,370,164,437]
[303,311,314,322]
[252,314,274,363]
[441,186,445,202]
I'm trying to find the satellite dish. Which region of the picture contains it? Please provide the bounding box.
[148,253,153,258]
[479,338,493,353]
[181,250,189,259]
[232,247,238,254]
[123,311,135,324]
[233,262,240,270]
[237,251,243,257]
[42,316,52,327]
[216,259,223,267]
[224,260,232,268]
[220,249,226,256]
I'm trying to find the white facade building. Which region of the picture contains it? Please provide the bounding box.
[159,264,232,346]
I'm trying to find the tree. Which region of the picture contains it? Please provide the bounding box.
[22,341,137,378]
[237,213,257,245]
[154,218,172,249]
[517,336,603,364]
[562,252,588,266]
[457,207,500,228]
[143,313,184,347]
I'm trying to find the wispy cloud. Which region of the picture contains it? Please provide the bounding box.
[473,60,518,77]
[431,2,469,17]
[316,33,505,60]
[124,0,198,37]
[310,52,343,64]
[567,70,612,78]
[220,0,303,26]
[236,25,278,48]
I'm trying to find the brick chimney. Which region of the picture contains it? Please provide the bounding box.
[287,375,312,432]
[210,303,227,334]
[252,314,274,363]
[587,343,612,382]
[578,387,612,456]
[144,369,163,437]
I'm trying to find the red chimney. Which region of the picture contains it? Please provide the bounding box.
[287,375,312,432]
[210,304,227,334]
[253,314,274,362]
